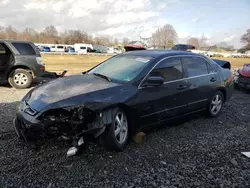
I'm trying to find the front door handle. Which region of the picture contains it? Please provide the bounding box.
[210,77,216,82]
[177,84,188,90]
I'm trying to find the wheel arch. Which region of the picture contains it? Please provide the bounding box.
[116,103,139,136]
[7,65,34,79]
[216,87,227,102]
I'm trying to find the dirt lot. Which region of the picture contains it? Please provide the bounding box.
[42,54,250,74]
[0,85,250,187]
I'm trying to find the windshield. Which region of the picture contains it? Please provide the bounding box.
[88,55,153,83]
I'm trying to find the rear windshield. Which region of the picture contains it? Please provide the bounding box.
[12,43,36,55]
[80,47,86,49]
[57,46,64,49]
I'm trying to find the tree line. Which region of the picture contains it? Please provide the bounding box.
[0,24,249,52]
[0,25,129,46]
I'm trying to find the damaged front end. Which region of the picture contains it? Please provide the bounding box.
[234,64,250,91]
[14,103,114,156]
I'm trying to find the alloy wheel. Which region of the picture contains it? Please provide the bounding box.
[210,94,222,115]
[114,111,128,144]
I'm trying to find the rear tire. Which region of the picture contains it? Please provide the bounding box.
[8,69,33,89]
[207,91,224,117]
[100,108,129,151]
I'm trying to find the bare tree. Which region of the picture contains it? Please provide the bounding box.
[187,37,200,48]
[122,37,129,46]
[241,29,250,50]
[216,42,234,51]
[40,25,59,43]
[113,38,119,46]
[151,24,177,49]
[199,34,208,48]
[4,26,18,40]
[0,26,5,39]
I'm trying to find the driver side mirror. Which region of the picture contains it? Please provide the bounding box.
[145,76,164,86]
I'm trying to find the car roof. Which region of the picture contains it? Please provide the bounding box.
[122,49,203,58]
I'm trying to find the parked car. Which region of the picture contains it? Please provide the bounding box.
[172,44,195,51]
[234,63,250,91]
[13,50,233,156]
[0,40,45,89]
[68,47,75,54]
[42,46,51,52]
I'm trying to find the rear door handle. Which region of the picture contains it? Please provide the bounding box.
[210,77,216,82]
[177,84,188,90]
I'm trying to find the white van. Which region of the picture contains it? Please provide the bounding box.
[55,45,65,52]
[50,45,56,52]
[78,46,87,54]
[50,45,65,52]
[74,43,93,53]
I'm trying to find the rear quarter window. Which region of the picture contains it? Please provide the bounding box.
[0,44,6,54]
[12,43,36,55]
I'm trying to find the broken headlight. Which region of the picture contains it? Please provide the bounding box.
[41,105,95,124]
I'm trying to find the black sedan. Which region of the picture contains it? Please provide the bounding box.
[14,50,234,156]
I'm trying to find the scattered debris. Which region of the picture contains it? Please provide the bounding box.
[230,158,238,166]
[160,161,167,165]
[133,132,146,144]
[63,164,73,169]
[241,152,250,158]
[47,182,52,188]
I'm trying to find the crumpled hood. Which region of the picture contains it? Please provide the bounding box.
[26,74,121,111]
[239,64,250,77]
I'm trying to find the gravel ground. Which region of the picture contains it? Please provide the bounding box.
[0,85,250,188]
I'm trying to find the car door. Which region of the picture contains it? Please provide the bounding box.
[137,57,190,127]
[181,56,219,112]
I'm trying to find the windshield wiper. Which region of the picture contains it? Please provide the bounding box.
[93,73,112,82]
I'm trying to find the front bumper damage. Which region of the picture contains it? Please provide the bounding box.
[234,69,250,91]
[14,103,114,156]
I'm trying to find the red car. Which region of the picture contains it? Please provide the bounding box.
[234,63,250,91]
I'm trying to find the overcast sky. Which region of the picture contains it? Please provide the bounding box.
[0,0,249,48]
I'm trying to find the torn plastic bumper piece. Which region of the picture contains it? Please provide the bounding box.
[41,69,68,78]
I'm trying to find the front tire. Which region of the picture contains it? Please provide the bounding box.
[8,69,33,89]
[100,108,129,151]
[207,91,224,117]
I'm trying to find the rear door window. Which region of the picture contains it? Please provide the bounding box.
[182,56,209,77]
[12,43,36,55]
[149,57,184,82]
